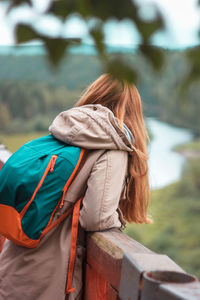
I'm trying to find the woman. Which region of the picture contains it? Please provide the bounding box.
[0,74,151,300]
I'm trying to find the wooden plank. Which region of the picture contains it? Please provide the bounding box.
[86,229,154,291]
[119,253,185,300]
[157,281,200,300]
[84,263,108,300]
[87,233,122,290]
[93,230,153,255]
[107,284,121,300]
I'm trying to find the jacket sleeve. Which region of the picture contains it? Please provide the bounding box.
[79,150,128,231]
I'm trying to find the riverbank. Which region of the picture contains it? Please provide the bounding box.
[0,132,47,153]
[174,139,200,159]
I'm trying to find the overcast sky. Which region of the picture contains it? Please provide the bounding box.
[0,0,200,48]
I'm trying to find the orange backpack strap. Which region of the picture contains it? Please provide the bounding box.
[65,197,83,294]
[0,235,6,253]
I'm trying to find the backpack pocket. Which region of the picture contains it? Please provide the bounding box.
[20,154,58,218]
[0,135,84,248]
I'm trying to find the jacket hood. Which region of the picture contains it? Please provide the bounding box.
[49,104,134,152]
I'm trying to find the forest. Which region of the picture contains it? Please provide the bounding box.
[0,47,200,278]
[0,49,200,136]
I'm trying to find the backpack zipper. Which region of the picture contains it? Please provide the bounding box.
[20,155,58,218]
[50,155,57,172]
[59,148,85,209]
[59,191,66,209]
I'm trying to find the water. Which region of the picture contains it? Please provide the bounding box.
[147,118,193,190]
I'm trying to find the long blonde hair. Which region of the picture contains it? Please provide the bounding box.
[76,74,151,224]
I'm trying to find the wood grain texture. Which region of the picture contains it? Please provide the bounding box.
[107,284,120,300]
[86,229,154,291]
[84,263,108,300]
[87,232,122,290]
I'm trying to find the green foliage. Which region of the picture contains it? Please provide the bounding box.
[15,24,80,66]
[136,50,200,136]
[0,49,200,135]
[175,140,200,152]
[89,23,105,57]
[3,0,200,84]
[0,132,47,153]
[0,54,102,88]
[0,78,81,133]
[176,158,200,197]
[6,0,32,12]
[106,56,137,83]
[0,102,11,129]
[184,46,200,86]
[15,24,39,44]
[125,157,200,279]
[139,45,164,70]
[4,0,165,82]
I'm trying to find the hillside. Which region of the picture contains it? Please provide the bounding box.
[125,141,200,279]
[0,49,200,135]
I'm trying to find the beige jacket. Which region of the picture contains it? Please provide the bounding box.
[0,104,133,300]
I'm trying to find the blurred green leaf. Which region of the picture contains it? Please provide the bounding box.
[48,0,138,21]
[182,47,200,88]
[186,46,200,70]
[15,24,37,43]
[47,0,76,20]
[7,0,32,3]
[44,38,71,66]
[139,44,164,70]
[137,16,164,43]
[15,24,81,66]
[11,0,167,78]
[47,0,164,72]
[106,57,137,83]
[85,0,137,21]
[90,23,105,56]
[6,0,32,13]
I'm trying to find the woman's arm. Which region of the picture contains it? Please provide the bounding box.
[79,150,128,231]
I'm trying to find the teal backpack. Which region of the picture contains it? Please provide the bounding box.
[0,134,85,249]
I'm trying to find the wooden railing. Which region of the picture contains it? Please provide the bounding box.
[84,229,200,300]
[1,150,200,299]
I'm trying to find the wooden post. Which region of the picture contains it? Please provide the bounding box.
[84,229,200,300]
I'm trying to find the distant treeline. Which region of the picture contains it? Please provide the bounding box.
[0,80,81,132]
[0,50,200,135]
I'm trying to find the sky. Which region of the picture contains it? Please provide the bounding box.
[0,0,200,48]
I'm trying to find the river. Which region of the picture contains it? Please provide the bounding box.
[147,118,193,190]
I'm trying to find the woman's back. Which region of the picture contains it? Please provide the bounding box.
[0,104,133,300]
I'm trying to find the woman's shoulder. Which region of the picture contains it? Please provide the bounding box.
[86,148,128,168]
[104,149,128,164]
[86,149,128,182]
